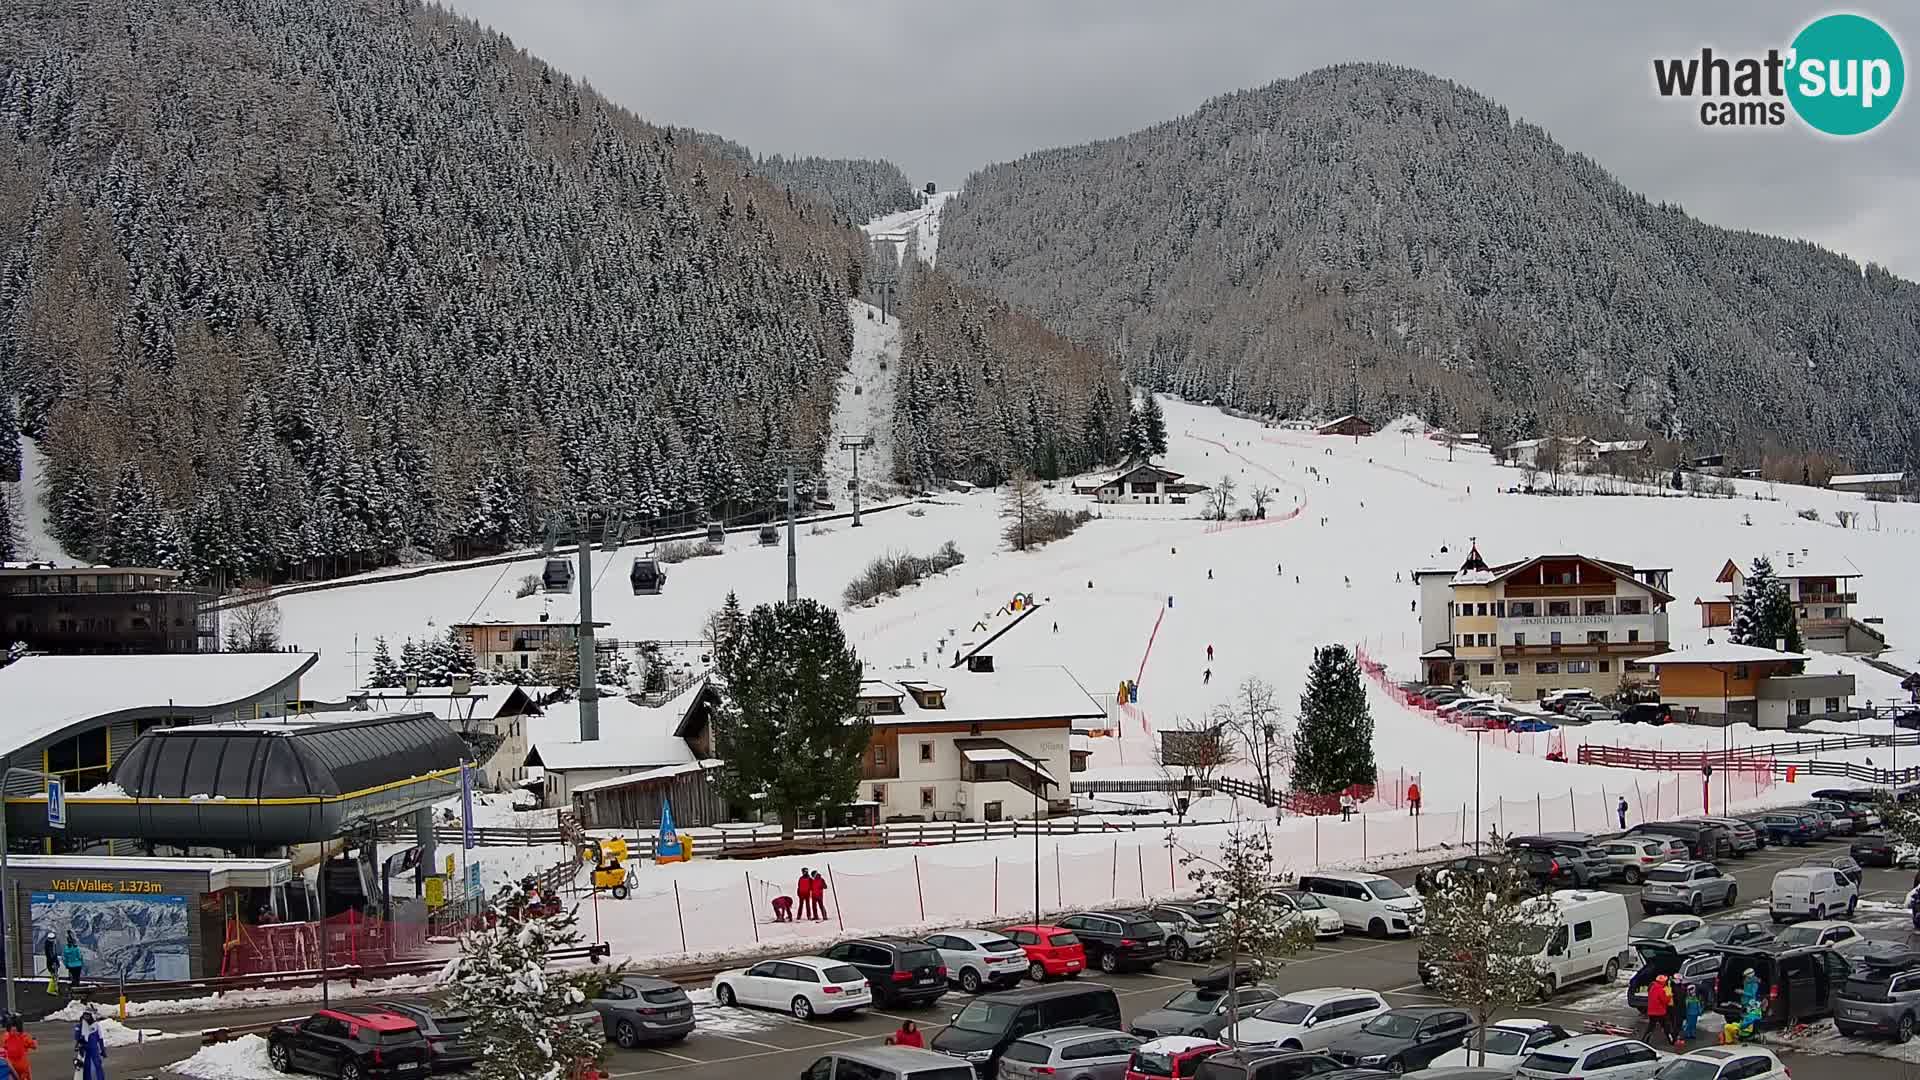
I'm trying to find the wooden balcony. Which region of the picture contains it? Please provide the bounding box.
[1502,640,1666,657]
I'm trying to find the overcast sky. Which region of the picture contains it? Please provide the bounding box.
[443,1,1919,278]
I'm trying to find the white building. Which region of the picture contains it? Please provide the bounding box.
[1828,471,1907,496]
[1079,463,1197,505]
[855,666,1104,821]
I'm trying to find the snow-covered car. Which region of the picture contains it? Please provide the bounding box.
[1515,1036,1667,1080]
[1651,1047,1787,1080]
[1628,915,1714,954]
[1231,988,1388,1050]
[924,929,1029,993]
[710,956,870,1020]
[1421,1018,1575,1074]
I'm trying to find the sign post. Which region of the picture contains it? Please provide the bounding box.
[46,778,66,831]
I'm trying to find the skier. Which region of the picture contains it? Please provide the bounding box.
[62,933,83,990]
[1277,563,1283,576]
[72,1005,105,1080]
[1203,668,1212,685]
[1343,576,1350,588]
[1410,599,1416,613]
[1617,797,1629,829]
[40,933,58,989]
[1207,569,1213,580]
[1206,644,1214,662]
[771,893,794,922]
[1339,793,1355,822]
[810,870,828,919]
[1405,781,1421,816]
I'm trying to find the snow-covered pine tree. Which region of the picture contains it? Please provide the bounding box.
[707,591,746,669]
[1729,557,1803,657]
[1140,393,1168,457]
[1290,644,1377,795]
[1121,406,1152,463]
[398,638,424,682]
[1420,837,1564,1063]
[368,637,401,688]
[446,627,488,684]
[0,393,20,483]
[1179,822,1318,1042]
[0,483,16,561]
[446,885,612,1080]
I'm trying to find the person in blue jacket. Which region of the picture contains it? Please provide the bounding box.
[73,1005,107,1080]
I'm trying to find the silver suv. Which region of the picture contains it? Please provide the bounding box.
[997,1028,1145,1080]
[1639,860,1737,915]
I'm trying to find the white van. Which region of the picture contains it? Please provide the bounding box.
[1769,866,1858,923]
[1535,890,1635,993]
[1298,872,1424,937]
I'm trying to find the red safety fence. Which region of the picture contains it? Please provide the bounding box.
[222,903,431,976]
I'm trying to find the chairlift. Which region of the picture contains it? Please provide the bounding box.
[705,521,726,544]
[758,524,779,546]
[630,558,666,596]
[542,558,574,593]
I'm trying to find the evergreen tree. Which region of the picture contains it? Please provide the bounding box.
[1419,837,1563,1061]
[1140,393,1169,456]
[1291,645,1377,795]
[708,590,746,669]
[1730,557,1803,657]
[103,462,174,566]
[398,638,424,682]
[711,598,866,836]
[446,885,613,1080]
[0,394,20,483]
[368,636,401,688]
[1121,406,1152,462]
[0,484,16,561]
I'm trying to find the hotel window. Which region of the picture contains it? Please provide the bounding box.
[1825,697,1841,713]
[874,745,888,767]
[1628,629,1640,643]
[1495,602,1506,617]
[1567,661,1593,674]
[1480,663,1494,676]
[1477,603,1489,616]
[1550,631,1563,645]
[1511,602,1537,617]
[498,630,510,642]
[1599,661,1611,672]
[920,786,937,808]
[1504,663,1520,675]
[1583,600,1608,616]
[1587,630,1609,644]
[1513,633,1527,646]
[1823,607,1840,619]
[1536,662,1560,674]
[1548,601,1572,616]
[872,783,887,802]
[1733,664,1749,679]
[1460,634,1470,647]
[1618,598,1643,614]
[1477,634,1490,647]
[919,742,934,763]
[1795,699,1811,716]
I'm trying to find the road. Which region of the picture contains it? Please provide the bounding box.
[19,834,1919,1080]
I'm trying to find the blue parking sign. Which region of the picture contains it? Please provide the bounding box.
[46,778,65,830]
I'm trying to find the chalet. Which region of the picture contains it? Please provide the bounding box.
[1592,440,1650,466]
[1316,415,1375,437]
[852,665,1103,821]
[1828,471,1907,497]
[1696,555,1887,653]
[453,617,610,674]
[1639,643,1853,728]
[1088,463,1195,505]
[1414,544,1672,698]
[525,682,721,812]
[1493,436,1598,469]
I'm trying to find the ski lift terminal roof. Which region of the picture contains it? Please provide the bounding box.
[0,651,318,758]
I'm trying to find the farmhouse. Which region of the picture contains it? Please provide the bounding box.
[1695,555,1887,654]
[1083,463,1204,505]
[1316,415,1375,437]
[1827,471,1907,497]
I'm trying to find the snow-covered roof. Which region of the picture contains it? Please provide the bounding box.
[858,666,1105,726]
[1137,1036,1224,1055]
[1639,644,1811,666]
[1454,553,1675,601]
[570,759,722,794]
[0,652,318,757]
[1719,557,1863,582]
[354,684,535,721]
[958,744,1059,783]
[1830,472,1905,486]
[528,689,704,747]
[1593,440,1649,453]
[526,733,697,772]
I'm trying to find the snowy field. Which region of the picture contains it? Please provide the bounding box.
[276,393,1920,964]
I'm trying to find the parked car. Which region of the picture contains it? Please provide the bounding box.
[1510,849,1581,891]
[266,1008,433,1080]
[1638,861,1737,915]
[1298,873,1424,938]
[1421,888,1632,994]
[1852,833,1902,867]
[804,1047,977,1080]
[1541,690,1597,714]
[1831,945,1920,1041]
[1619,703,1673,726]
[1569,704,1620,723]
[1148,902,1226,962]
[1423,1019,1574,1074]
[1271,888,1346,938]
[997,1027,1146,1080]
[1810,798,1879,832]
[1416,856,1522,897]
[364,1001,478,1072]
[1000,924,1088,981]
[1746,813,1816,846]
[1628,915,1714,953]
[1709,943,1850,1028]
[1624,822,1732,861]
[1191,1049,1356,1080]
[1628,948,1724,1015]
[1798,853,1864,886]
[926,929,1030,993]
[1685,817,1759,856]
[1703,920,1772,949]
[1326,1007,1475,1074]
[1057,911,1169,973]
[1514,1036,1666,1080]
[581,975,695,1049]
[1650,1047,1787,1080]
[711,956,871,1020]
[1773,920,1869,954]
[1126,1038,1229,1080]
[1232,989,1390,1051]
[1131,972,1282,1040]
[822,937,948,1007]
[1767,865,1858,923]
[1509,835,1610,884]
[1599,838,1687,885]
[931,984,1122,1075]
[1801,805,1854,836]
[1778,808,1832,841]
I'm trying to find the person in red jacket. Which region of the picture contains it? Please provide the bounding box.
[796,868,814,919]
[810,869,829,920]
[888,1020,924,1048]
[1406,782,1422,816]
[1640,974,1672,1046]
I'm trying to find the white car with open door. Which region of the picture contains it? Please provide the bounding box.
[710,956,871,1020]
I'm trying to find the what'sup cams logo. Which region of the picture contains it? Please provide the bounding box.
[1654,12,1904,135]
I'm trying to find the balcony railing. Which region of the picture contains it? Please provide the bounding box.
[1796,592,1856,606]
[1504,641,1665,657]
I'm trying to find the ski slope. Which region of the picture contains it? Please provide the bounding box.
[817,299,900,504]
[863,190,953,266]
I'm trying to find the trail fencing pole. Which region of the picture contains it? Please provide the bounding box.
[1111,841,1119,896]
[1569,790,1577,830]
[745,871,760,943]
[1362,813,1368,858]
[1137,848,1146,895]
[993,858,999,914]
[673,882,688,953]
[914,856,926,920]
[1536,794,1543,833]
[1315,817,1321,865]
[829,865,846,931]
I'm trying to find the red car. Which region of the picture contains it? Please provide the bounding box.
[1125,1037,1227,1080]
[998,923,1086,980]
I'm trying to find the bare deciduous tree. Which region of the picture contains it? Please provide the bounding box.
[1212,677,1290,802]
[222,589,283,652]
[1206,474,1238,520]
[1001,470,1047,550]
[1158,715,1239,809]
[1248,485,1273,518]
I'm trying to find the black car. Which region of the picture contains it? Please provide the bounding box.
[1415,856,1541,899]
[1851,833,1901,868]
[1507,838,1598,886]
[1057,911,1167,973]
[1625,821,1732,860]
[1325,1006,1474,1073]
[822,937,948,1007]
[1511,848,1579,889]
[267,1009,433,1080]
[367,1002,475,1073]
[1193,1049,1365,1080]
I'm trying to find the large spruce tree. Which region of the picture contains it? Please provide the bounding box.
[1730,557,1803,658]
[712,598,868,835]
[1291,644,1377,795]
[1140,393,1169,456]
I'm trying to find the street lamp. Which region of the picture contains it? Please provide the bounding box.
[0,757,56,1016]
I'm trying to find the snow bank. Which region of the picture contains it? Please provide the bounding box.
[172,1034,284,1080]
[94,1016,186,1046]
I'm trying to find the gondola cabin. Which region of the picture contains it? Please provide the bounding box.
[757,524,779,546]
[542,558,574,593]
[705,521,726,544]
[630,558,666,596]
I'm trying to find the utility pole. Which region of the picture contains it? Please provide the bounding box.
[840,435,874,527]
[542,508,626,742]
[786,465,798,602]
